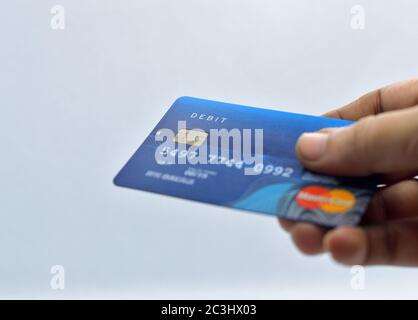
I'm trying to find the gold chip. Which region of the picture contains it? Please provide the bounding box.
[174,129,208,146]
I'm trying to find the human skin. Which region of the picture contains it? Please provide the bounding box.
[279,79,418,267]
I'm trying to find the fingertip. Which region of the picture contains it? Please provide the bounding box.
[323,227,367,266]
[296,132,329,162]
[278,218,295,232]
[290,223,326,255]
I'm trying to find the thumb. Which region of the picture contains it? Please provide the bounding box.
[296,106,418,176]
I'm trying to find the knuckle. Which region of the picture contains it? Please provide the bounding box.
[372,89,384,114]
[383,224,399,265]
[403,116,418,165]
[365,224,399,265]
[406,78,418,106]
[349,116,377,169]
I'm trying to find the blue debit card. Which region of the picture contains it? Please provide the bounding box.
[114,97,377,227]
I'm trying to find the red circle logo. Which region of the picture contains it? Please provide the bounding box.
[295,186,331,209]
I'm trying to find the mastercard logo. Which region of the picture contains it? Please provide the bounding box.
[295,186,356,214]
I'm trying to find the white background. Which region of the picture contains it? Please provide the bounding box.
[1,0,418,299]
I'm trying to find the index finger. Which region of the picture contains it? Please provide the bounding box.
[324,78,418,120]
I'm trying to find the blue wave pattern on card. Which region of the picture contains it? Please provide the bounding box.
[114,97,377,227]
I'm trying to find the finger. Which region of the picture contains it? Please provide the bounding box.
[287,181,418,256]
[289,223,326,255]
[325,78,418,120]
[296,106,418,176]
[324,220,418,266]
[382,170,418,185]
[363,180,418,223]
[278,218,296,232]
[278,219,326,255]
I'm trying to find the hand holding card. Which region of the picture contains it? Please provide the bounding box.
[114,97,377,227]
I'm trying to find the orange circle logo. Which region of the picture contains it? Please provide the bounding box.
[296,186,356,214]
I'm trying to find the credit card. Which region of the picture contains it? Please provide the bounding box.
[114,97,377,227]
